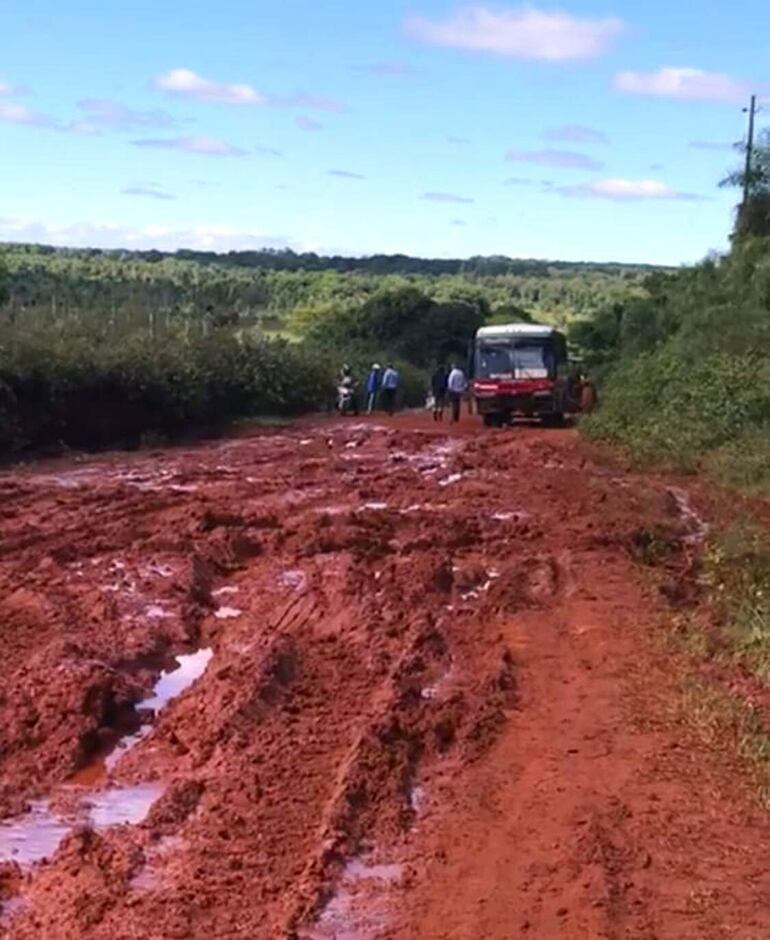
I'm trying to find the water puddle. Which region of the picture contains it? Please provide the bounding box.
[438,473,463,487]
[361,501,388,511]
[492,510,530,522]
[212,586,239,598]
[105,648,213,772]
[305,855,403,938]
[214,606,242,620]
[344,859,403,882]
[141,649,213,712]
[0,783,164,867]
[279,570,307,592]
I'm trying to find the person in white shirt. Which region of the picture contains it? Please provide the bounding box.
[446,364,467,423]
[380,364,400,415]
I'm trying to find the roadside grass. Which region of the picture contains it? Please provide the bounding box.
[674,674,770,808]
[661,519,770,806]
[703,521,770,680]
[704,427,770,496]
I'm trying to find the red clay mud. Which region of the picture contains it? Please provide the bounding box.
[0,414,768,938]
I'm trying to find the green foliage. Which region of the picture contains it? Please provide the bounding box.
[703,523,770,680]
[0,242,653,334]
[0,327,331,454]
[302,285,484,369]
[580,238,770,484]
[720,130,770,239]
[0,241,654,453]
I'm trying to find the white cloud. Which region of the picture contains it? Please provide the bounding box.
[76,99,176,130]
[422,191,474,203]
[544,124,607,144]
[132,136,246,156]
[0,82,17,96]
[295,115,323,132]
[506,148,603,170]
[152,69,345,112]
[327,169,365,180]
[153,68,264,105]
[0,100,57,127]
[554,178,706,201]
[122,183,176,201]
[405,5,624,62]
[613,67,765,103]
[0,216,298,253]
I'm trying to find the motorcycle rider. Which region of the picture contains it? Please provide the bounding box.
[337,364,358,415]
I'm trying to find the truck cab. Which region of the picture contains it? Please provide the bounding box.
[470,323,579,427]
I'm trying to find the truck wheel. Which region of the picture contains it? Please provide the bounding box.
[483,414,504,428]
[542,412,565,428]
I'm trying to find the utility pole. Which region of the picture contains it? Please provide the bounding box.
[742,94,757,209]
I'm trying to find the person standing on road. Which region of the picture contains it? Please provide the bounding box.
[431,363,448,422]
[365,363,382,414]
[447,363,467,424]
[381,363,400,416]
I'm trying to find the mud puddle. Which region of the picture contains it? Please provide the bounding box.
[0,783,164,867]
[0,648,212,868]
[105,648,213,772]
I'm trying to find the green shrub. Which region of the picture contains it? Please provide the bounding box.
[0,329,331,455]
[581,238,770,486]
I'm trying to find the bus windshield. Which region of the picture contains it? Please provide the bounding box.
[475,340,556,380]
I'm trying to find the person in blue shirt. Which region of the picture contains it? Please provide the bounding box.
[365,363,382,414]
[380,364,400,415]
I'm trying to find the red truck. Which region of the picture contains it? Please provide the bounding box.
[470,323,594,427]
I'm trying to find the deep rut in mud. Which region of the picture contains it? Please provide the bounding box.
[0,417,768,939]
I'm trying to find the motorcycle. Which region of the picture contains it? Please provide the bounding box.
[336,378,358,416]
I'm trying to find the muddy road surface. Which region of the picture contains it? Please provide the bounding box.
[0,415,768,938]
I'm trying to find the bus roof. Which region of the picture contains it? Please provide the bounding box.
[476,323,558,339]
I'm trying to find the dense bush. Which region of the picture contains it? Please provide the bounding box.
[0,329,332,454]
[579,238,770,482]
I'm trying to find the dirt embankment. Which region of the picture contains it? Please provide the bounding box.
[0,415,768,939]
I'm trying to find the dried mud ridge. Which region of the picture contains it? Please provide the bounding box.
[0,418,768,939]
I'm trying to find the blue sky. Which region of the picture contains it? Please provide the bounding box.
[1,0,768,264]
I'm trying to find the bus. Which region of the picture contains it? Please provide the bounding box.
[470,323,590,427]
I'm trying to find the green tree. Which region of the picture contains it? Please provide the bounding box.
[720,131,770,239]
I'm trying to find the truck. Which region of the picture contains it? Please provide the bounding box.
[470,323,594,427]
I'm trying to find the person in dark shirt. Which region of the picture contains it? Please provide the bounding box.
[431,364,448,422]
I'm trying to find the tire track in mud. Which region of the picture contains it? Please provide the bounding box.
[1,417,768,938]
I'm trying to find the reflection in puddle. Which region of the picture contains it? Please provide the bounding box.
[492,510,530,522]
[106,648,213,772]
[305,855,402,939]
[438,473,463,487]
[0,783,164,867]
[279,570,307,592]
[140,649,213,713]
[344,859,403,882]
[212,586,239,598]
[214,606,242,620]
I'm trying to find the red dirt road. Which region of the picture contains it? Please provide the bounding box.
[0,414,768,938]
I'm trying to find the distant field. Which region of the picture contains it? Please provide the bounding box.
[0,242,661,338]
